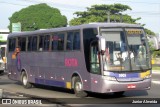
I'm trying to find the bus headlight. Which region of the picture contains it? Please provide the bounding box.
[103,76,117,81]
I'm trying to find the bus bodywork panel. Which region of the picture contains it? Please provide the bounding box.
[7,51,91,90]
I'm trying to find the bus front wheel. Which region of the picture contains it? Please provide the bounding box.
[21,72,32,88]
[73,76,87,97]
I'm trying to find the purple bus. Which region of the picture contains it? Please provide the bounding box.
[7,23,152,97]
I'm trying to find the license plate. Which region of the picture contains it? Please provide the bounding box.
[127,84,136,89]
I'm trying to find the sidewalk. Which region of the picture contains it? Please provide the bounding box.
[152,70,160,74]
[0,89,26,98]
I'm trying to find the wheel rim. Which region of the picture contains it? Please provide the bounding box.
[75,82,82,92]
[23,75,27,86]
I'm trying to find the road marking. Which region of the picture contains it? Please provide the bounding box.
[152,80,160,84]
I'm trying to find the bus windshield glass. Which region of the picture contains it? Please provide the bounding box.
[100,28,151,72]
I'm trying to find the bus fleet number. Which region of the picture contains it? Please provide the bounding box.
[119,74,126,77]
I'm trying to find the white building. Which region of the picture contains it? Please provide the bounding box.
[0,29,10,43]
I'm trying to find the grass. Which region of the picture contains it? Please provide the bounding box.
[152,66,160,70]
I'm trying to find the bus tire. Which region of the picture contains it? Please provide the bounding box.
[74,76,87,97]
[113,91,125,96]
[21,72,32,88]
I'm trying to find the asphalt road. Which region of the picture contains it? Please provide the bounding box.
[0,71,160,107]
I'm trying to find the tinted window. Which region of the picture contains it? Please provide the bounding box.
[57,33,64,50]
[67,32,74,50]
[51,33,64,51]
[44,35,50,51]
[27,36,37,51]
[67,31,80,51]
[39,35,44,51]
[18,37,26,51]
[32,36,37,51]
[27,37,32,51]
[9,38,16,52]
[73,32,80,50]
[39,35,50,51]
[83,28,98,72]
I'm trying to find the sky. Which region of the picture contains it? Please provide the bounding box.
[0,0,160,33]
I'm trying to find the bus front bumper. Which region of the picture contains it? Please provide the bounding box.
[92,78,151,93]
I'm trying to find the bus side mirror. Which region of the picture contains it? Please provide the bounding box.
[96,35,106,55]
[100,38,106,51]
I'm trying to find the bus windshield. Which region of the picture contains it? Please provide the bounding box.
[100,28,151,72]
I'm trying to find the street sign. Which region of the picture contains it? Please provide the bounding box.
[0,34,8,42]
[12,22,21,32]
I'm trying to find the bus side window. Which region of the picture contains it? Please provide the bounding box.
[18,37,26,51]
[57,33,64,50]
[73,32,80,50]
[9,38,16,52]
[44,35,50,51]
[39,36,44,51]
[32,36,37,51]
[67,32,74,50]
[66,31,80,51]
[27,37,32,51]
[51,34,58,51]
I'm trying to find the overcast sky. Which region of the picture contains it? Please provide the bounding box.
[0,0,160,33]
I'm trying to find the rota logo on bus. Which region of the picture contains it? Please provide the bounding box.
[65,58,78,67]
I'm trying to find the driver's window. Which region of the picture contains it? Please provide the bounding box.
[90,41,100,74]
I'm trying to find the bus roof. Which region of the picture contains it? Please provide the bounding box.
[8,23,142,37]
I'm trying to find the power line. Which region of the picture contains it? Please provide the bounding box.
[19,0,85,10]
[102,0,160,5]
[0,0,82,13]
[1,0,160,16]
[0,1,28,6]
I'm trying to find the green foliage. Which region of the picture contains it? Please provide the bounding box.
[8,3,67,31]
[152,67,160,70]
[152,50,160,58]
[69,3,140,25]
[69,3,155,36]
[149,41,156,54]
[145,29,156,54]
[144,28,155,35]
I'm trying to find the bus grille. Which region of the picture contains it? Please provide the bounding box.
[117,78,143,82]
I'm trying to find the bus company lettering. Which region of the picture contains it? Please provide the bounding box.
[65,58,78,67]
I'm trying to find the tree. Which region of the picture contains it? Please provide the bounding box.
[8,3,67,31]
[69,3,155,35]
[144,28,155,35]
[69,4,140,25]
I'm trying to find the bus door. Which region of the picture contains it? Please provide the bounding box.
[90,40,101,74]
[89,40,102,91]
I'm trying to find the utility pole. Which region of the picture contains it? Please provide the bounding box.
[107,11,110,23]
[120,13,123,23]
